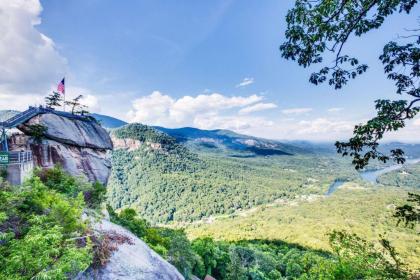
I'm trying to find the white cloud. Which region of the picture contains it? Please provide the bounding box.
[235,77,254,88]
[170,93,262,123]
[128,91,174,126]
[281,108,313,115]
[0,0,67,97]
[128,91,275,133]
[80,94,99,110]
[127,92,373,141]
[413,118,420,127]
[239,103,277,114]
[244,117,356,141]
[327,107,344,112]
[64,87,101,112]
[0,93,44,111]
[297,118,354,135]
[194,114,274,131]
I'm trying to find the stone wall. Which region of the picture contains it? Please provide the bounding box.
[6,161,33,185]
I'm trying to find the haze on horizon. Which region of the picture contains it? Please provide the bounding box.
[0,0,419,142]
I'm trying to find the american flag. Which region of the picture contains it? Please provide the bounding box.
[57,78,65,94]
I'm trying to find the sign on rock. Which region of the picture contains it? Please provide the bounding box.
[0,152,9,164]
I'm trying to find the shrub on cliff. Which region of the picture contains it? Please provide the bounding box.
[0,176,92,279]
[36,166,106,209]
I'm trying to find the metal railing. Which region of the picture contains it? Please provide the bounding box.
[4,107,39,128]
[0,106,96,129]
[8,151,33,164]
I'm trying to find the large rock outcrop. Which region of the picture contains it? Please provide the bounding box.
[77,218,184,280]
[15,113,113,184]
[19,113,113,150]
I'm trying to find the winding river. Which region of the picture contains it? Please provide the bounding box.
[326,158,420,196]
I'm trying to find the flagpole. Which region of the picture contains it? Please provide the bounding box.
[63,77,66,112]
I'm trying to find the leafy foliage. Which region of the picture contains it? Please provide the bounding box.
[36,166,106,209]
[335,99,418,169]
[23,124,47,143]
[329,230,407,279]
[394,192,420,228]
[280,0,419,168]
[280,0,417,89]
[0,176,92,279]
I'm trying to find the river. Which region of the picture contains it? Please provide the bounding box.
[326,158,420,195]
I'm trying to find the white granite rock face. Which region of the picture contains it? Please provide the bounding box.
[77,219,185,280]
[19,113,113,150]
[111,136,142,151]
[17,113,113,184]
[29,140,111,185]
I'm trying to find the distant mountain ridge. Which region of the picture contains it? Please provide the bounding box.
[81,113,420,158]
[91,113,128,128]
[85,112,306,156]
[153,126,308,156]
[0,110,19,122]
[3,110,420,158]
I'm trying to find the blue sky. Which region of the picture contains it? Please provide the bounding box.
[0,0,419,141]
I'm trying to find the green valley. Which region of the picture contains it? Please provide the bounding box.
[107,123,420,276]
[185,185,420,269]
[107,124,360,223]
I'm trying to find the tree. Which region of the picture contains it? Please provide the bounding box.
[65,95,90,115]
[280,0,419,169]
[394,192,420,228]
[328,230,408,279]
[191,238,220,277]
[24,124,47,143]
[45,91,63,109]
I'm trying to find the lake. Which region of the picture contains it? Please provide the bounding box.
[326,158,420,195]
[360,158,420,183]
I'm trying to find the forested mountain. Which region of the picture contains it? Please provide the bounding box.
[107,123,360,223]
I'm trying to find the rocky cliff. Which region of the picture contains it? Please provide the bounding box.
[77,218,184,280]
[13,112,113,185]
[8,111,186,279]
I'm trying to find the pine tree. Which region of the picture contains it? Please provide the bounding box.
[45,91,63,109]
[65,95,90,115]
